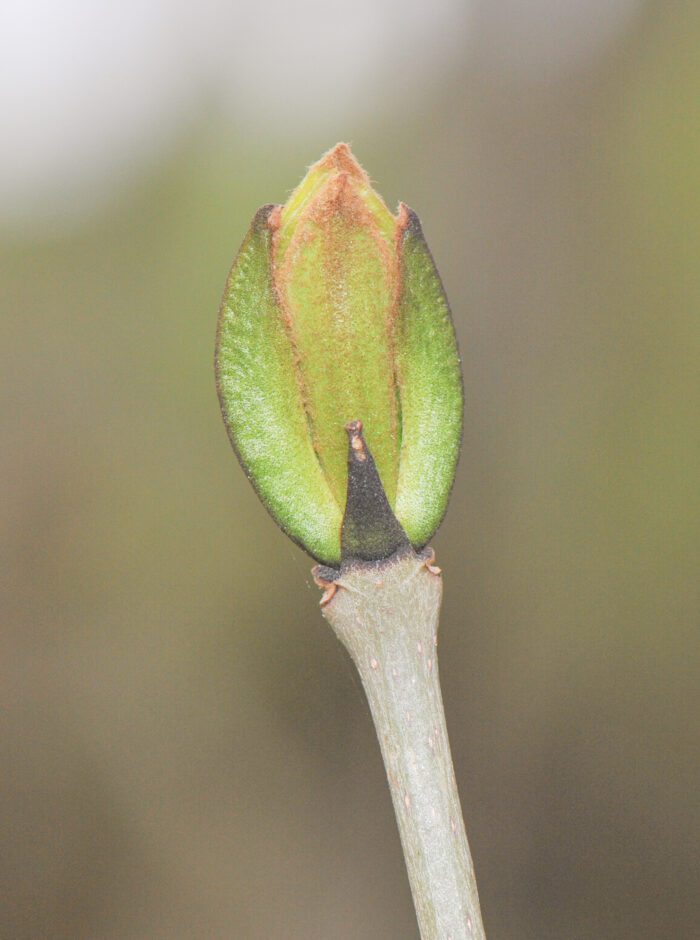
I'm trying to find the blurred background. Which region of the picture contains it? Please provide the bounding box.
[1,1,698,937]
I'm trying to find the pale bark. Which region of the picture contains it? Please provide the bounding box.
[318,550,486,940]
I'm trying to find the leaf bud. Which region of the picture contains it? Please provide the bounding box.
[216,144,462,566]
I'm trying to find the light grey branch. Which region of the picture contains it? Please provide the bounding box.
[318,550,486,940]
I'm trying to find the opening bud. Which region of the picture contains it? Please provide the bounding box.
[216,144,462,566]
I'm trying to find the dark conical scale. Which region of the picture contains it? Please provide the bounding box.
[340,420,412,567]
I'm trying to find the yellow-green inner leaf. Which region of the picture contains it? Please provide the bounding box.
[275,169,399,508]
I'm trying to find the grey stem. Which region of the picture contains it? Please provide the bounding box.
[317,550,486,940]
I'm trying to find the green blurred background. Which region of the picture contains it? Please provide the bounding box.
[1,2,698,937]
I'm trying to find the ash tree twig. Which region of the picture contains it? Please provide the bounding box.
[215,143,487,939]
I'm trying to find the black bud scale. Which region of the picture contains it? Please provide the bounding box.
[341,420,412,567]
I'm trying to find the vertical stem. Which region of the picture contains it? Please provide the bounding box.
[318,551,486,940]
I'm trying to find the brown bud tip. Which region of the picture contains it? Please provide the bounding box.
[346,420,367,461]
[317,143,368,183]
